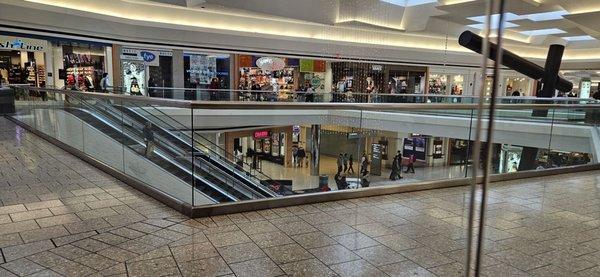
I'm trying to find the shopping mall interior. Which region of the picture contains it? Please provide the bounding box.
[2,0,600,276]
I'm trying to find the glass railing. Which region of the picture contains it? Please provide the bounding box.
[41,85,600,105]
[9,86,600,208]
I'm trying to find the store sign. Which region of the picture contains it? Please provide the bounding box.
[292,125,301,134]
[140,51,156,64]
[256,57,285,71]
[372,65,383,71]
[0,36,47,52]
[254,130,270,139]
[121,49,162,66]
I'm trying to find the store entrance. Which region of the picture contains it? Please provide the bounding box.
[0,50,46,87]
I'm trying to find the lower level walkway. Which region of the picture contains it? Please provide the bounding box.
[1,116,600,276]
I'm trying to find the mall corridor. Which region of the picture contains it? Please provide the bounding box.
[0,116,599,276]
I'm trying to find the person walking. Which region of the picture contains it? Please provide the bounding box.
[348,154,355,174]
[336,154,344,174]
[405,153,416,174]
[100,73,109,92]
[143,122,155,158]
[297,147,306,167]
[389,152,403,180]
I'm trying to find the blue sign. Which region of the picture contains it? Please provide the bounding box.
[140,51,156,63]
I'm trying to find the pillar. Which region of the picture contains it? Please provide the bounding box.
[172,49,185,100]
[310,125,321,176]
[112,44,123,90]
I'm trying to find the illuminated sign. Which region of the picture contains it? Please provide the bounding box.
[253,130,270,139]
[0,36,47,52]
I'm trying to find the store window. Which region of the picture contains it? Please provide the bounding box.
[504,76,531,96]
[121,48,172,96]
[62,42,106,90]
[0,35,48,87]
[184,53,230,89]
[428,74,464,95]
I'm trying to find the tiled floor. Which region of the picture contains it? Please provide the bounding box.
[2,115,600,276]
[258,155,467,191]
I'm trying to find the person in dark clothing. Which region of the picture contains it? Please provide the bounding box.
[389,151,403,180]
[405,153,416,173]
[143,122,155,157]
[296,148,306,167]
[593,89,600,100]
[334,173,348,190]
[511,90,521,97]
[347,154,355,174]
[343,153,348,173]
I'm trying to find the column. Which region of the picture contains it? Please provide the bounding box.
[310,124,321,176]
[112,44,123,90]
[172,49,185,100]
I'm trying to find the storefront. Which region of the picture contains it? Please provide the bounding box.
[58,41,109,90]
[428,74,465,95]
[0,35,49,87]
[504,75,533,96]
[120,48,173,96]
[224,127,293,167]
[184,52,230,90]
[235,55,297,99]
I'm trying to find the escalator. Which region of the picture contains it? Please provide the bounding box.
[62,106,240,203]
[111,104,282,197]
[70,97,274,200]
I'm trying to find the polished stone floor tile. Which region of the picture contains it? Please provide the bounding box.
[228,257,283,277]
[279,258,336,277]
[308,244,361,265]
[262,243,314,265]
[4,117,600,276]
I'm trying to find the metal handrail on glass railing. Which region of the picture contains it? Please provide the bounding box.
[109,99,280,197]
[70,92,272,200]
[123,101,286,196]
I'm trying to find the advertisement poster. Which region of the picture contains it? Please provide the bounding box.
[403,137,427,161]
[122,60,146,96]
[370,143,383,176]
[188,54,217,85]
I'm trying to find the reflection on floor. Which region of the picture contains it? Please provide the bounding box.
[257,155,468,191]
[3,117,600,276]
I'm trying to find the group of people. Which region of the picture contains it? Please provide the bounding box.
[292,147,307,167]
[336,153,355,174]
[389,151,416,181]
[65,73,110,93]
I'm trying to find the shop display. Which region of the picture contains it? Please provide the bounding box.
[62,43,106,89]
[122,60,146,95]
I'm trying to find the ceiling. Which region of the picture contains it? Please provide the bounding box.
[144,0,600,48]
[5,0,600,66]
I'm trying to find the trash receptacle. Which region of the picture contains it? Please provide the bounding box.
[0,87,15,114]
[319,175,328,188]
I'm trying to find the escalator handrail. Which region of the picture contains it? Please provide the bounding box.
[88,99,266,199]
[64,95,238,202]
[120,102,280,196]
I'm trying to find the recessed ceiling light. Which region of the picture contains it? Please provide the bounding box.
[520,28,566,36]
[563,35,596,41]
[523,10,569,21]
[381,0,437,7]
[467,13,523,23]
[468,22,519,30]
